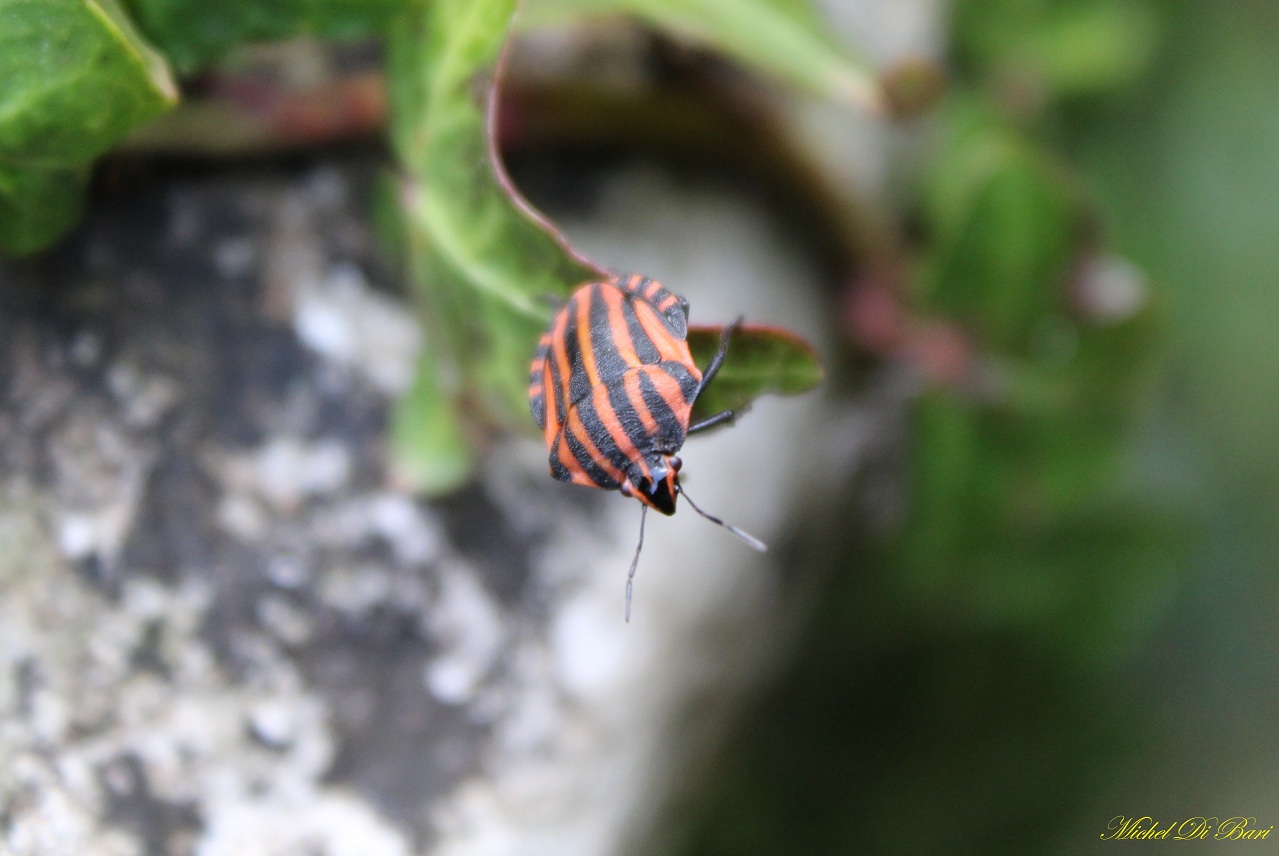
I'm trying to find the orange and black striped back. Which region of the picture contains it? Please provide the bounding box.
[529,275,702,499]
[529,275,767,617]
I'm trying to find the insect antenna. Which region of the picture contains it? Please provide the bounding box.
[624,505,648,623]
[677,485,768,553]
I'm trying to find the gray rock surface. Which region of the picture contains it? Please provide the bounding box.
[0,155,843,855]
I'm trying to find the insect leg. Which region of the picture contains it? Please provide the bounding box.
[688,317,744,434]
[678,484,767,553]
[696,315,743,394]
[625,505,648,623]
[687,409,737,435]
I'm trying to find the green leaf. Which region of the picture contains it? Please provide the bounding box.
[519,0,881,112]
[123,0,408,71]
[390,345,474,494]
[0,0,177,163]
[919,100,1081,352]
[386,0,602,491]
[686,323,822,426]
[0,164,89,256]
[1022,2,1159,96]
[952,0,1159,100]
[0,0,177,254]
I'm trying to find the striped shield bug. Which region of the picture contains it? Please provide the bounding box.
[529,274,766,620]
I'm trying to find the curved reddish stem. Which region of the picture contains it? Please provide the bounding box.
[485,21,610,280]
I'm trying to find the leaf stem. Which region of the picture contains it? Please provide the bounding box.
[485,17,610,280]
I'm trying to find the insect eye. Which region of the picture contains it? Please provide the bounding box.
[619,481,634,497]
[669,456,683,473]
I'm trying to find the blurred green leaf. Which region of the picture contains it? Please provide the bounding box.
[391,345,474,494]
[1024,2,1158,95]
[686,323,822,427]
[0,164,89,256]
[919,101,1081,352]
[901,379,1180,662]
[952,0,1158,101]
[899,94,1167,659]
[0,0,177,255]
[1072,3,1279,489]
[0,0,177,162]
[123,0,407,71]
[520,0,881,112]
[386,0,600,491]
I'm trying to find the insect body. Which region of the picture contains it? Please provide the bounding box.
[529,274,765,619]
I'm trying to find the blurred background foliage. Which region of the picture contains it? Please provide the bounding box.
[681,1,1279,854]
